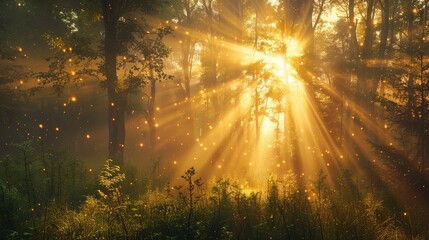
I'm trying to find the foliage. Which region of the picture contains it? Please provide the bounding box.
[97,159,139,238]
[1,153,429,239]
[2,0,429,239]
[0,141,94,238]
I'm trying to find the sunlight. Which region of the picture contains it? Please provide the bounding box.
[263,37,303,90]
[6,1,429,237]
[266,55,298,86]
[284,38,303,58]
[267,0,280,7]
[165,34,313,184]
[322,6,340,25]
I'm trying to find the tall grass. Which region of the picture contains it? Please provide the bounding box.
[5,164,428,239]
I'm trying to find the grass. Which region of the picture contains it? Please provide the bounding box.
[11,163,424,240]
[1,147,428,239]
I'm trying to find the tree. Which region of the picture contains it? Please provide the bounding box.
[379,0,429,172]
[217,0,244,112]
[171,0,199,100]
[138,27,173,154]
[39,0,172,165]
[0,0,33,140]
[200,0,221,123]
[170,0,200,139]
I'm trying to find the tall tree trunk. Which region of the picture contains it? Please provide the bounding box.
[362,0,375,59]
[218,0,243,115]
[373,0,390,94]
[254,7,260,140]
[406,1,416,121]
[218,0,243,78]
[356,0,375,109]
[202,0,219,122]
[180,37,196,140]
[370,0,390,145]
[102,0,126,165]
[178,0,197,140]
[182,40,192,100]
[419,55,427,172]
[301,0,314,57]
[254,87,260,140]
[349,0,359,62]
[148,74,157,155]
[345,0,358,153]
[418,0,428,172]
[388,0,399,51]
[208,11,219,121]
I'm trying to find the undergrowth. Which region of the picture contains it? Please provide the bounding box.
[1,160,428,239]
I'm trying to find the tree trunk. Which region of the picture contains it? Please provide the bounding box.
[148,75,157,154]
[349,0,359,62]
[181,33,194,101]
[254,7,260,140]
[218,0,243,79]
[370,0,390,145]
[207,5,219,121]
[101,0,126,166]
[356,0,375,108]
[201,0,219,124]
[418,0,428,172]
[406,1,415,121]
[301,0,314,57]
[362,0,375,60]
[388,0,399,51]
[378,0,389,58]
[179,0,197,140]
[419,55,427,172]
[345,0,357,153]
[182,38,196,139]
[255,87,260,140]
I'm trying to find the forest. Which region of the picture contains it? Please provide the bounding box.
[0,0,428,239]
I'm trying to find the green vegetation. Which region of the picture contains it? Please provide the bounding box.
[1,144,428,239]
[1,1,429,239]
